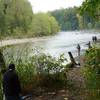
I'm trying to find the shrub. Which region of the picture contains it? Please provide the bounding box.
[2,46,68,94]
[82,47,100,98]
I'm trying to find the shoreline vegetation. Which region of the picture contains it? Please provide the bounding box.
[0,37,100,99]
[0,0,100,99]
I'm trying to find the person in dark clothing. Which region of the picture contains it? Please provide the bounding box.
[87,41,92,49]
[77,44,80,50]
[76,44,81,65]
[3,64,21,100]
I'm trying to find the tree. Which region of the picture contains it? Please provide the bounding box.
[31,13,59,37]
[50,7,96,30]
[50,7,79,30]
[0,0,33,36]
[80,0,100,19]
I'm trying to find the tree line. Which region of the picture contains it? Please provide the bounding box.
[50,7,100,31]
[0,0,59,38]
[0,0,99,39]
[79,0,100,30]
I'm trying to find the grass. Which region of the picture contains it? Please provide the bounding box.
[0,44,69,95]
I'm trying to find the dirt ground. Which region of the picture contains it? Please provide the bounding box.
[28,66,88,100]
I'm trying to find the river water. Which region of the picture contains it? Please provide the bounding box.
[31,30,100,60]
[3,30,100,63]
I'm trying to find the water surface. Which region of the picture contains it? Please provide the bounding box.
[32,30,100,59]
[3,30,100,62]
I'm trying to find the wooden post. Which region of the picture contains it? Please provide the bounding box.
[68,52,77,67]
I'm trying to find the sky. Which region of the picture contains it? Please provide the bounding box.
[28,0,84,13]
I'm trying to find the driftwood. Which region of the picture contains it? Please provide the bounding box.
[68,52,77,67]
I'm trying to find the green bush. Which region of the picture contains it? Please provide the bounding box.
[82,47,100,98]
[2,46,68,93]
[82,47,100,100]
[16,54,68,93]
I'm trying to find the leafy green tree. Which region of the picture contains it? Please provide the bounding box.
[0,0,59,38]
[51,7,97,30]
[82,47,100,99]
[79,0,100,29]
[51,7,79,30]
[77,13,95,29]
[80,0,100,19]
[31,13,59,36]
[0,0,8,35]
[48,15,60,34]
[0,0,33,36]
[76,14,84,29]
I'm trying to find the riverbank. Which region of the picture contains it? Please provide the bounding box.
[0,34,100,100]
[30,43,100,100]
[0,36,52,47]
[28,62,86,100]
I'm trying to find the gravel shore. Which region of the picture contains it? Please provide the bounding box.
[0,36,51,47]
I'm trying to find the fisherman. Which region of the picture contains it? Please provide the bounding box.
[87,41,92,49]
[3,64,21,100]
[76,44,81,65]
[77,44,81,56]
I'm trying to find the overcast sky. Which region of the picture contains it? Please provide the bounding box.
[28,0,84,13]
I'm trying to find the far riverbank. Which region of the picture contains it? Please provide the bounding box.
[0,31,100,62]
[0,36,52,47]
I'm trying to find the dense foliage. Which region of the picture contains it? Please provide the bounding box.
[80,0,100,19]
[0,45,69,96]
[0,0,59,39]
[0,0,99,38]
[79,0,100,31]
[82,47,100,99]
[0,0,33,35]
[50,7,97,30]
[50,8,79,30]
[31,13,60,37]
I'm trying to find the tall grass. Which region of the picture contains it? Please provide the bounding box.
[0,44,69,94]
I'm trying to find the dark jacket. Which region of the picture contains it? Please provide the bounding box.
[3,69,21,96]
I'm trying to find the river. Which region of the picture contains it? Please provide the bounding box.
[2,30,100,62]
[31,30,100,59]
